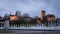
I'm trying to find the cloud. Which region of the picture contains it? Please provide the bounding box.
[0,0,59,17]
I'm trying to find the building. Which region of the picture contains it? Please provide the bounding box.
[0,16,5,21]
[4,13,10,20]
[46,14,55,21]
[22,13,31,23]
[9,15,19,21]
[0,16,5,27]
[15,11,21,17]
[40,10,47,22]
[9,10,21,21]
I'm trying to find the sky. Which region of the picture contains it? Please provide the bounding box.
[0,0,60,17]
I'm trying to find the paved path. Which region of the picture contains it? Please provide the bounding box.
[0,30,60,34]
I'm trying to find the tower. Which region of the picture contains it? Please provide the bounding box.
[40,10,46,21]
[41,10,45,17]
[15,10,21,17]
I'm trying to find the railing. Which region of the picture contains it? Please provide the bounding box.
[0,20,60,30]
[0,21,60,27]
[9,24,60,27]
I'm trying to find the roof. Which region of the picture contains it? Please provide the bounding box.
[46,14,55,17]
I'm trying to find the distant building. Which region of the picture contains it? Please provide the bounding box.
[40,10,47,22]
[22,13,30,17]
[22,13,31,22]
[9,15,19,21]
[15,11,21,17]
[0,16,5,27]
[4,13,10,20]
[46,14,55,21]
[56,18,60,21]
[0,16,5,22]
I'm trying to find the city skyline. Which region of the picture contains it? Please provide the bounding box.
[0,0,59,17]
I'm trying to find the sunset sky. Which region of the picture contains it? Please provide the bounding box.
[0,0,59,17]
